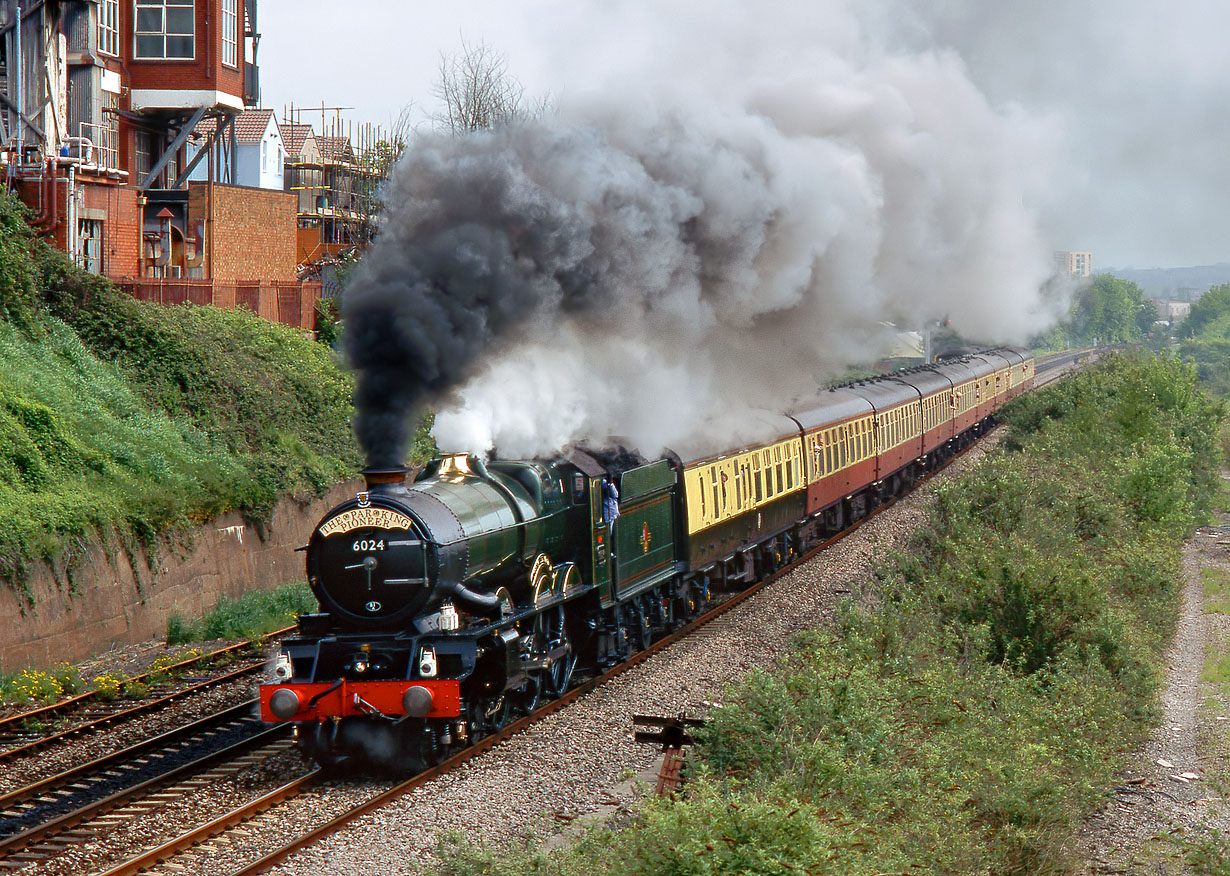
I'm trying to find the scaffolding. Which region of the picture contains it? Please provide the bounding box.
[282,103,405,286]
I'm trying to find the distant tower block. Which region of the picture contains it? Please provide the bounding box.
[1054,251,1093,277]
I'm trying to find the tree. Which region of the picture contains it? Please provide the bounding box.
[1179,283,1230,339]
[431,38,552,135]
[1068,275,1147,345]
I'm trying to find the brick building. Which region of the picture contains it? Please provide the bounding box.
[2,0,301,290]
[187,181,294,281]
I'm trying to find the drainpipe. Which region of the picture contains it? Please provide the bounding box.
[14,5,22,149]
[58,138,95,266]
[32,160,58,234]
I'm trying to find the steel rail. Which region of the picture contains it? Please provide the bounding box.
[0,660,266,764]
[0,626,294,742]
[0,700,259,814]
[94,771,321,876]
[0,723,291,863]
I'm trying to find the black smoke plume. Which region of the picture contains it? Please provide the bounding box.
[346,46,1058,465]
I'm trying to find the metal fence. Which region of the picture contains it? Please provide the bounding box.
[117,279,323,331]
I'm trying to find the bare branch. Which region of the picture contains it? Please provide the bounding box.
[431,37,552,135]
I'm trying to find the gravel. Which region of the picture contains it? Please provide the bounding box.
[0,673,261,794]
[1071,503,1230,872]
[6,437,1000,876]
[182,438,991,876]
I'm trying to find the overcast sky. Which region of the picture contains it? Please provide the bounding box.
[258,0,1230,271]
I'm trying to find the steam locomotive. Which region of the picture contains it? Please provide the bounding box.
[259,348,1034,768]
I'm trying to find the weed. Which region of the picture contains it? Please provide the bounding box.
[1202,652,1230,688]
[121,679,149,698]
[165,580,317,645]
[1203,567,1230,614]
[92,673,124,702]
[1187,828,1230,876]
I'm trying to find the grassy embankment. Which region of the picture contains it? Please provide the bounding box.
[437,352,1224,876]
[0,188,428,695]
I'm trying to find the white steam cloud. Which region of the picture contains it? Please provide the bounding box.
[349,0,1060,463]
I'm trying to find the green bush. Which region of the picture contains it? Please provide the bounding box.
[433,352,1222,876]
[0,214,381,594]
[50,286,362,512]
[0,190,39,328]
[165,580,317,644]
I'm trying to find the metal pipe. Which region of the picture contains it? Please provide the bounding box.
[32,160,58,233]
[59,138,96,266]
[68,162,74,263]
[61,136,95,166]
[14,5,22,148]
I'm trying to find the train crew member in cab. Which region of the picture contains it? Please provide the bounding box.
[602,478,620,532]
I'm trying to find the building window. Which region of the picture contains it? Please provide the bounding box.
[99,92,120,171]
[136,131,153,181]
[79,220,104,275]
[135,0,195,60]
[221,0,238,67]
[98,0,119,55]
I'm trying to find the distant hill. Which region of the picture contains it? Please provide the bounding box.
[1106,264,1230,299]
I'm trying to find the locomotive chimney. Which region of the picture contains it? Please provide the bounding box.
[360,466,409,491]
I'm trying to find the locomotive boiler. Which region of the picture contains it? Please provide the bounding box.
[260,449,681,768]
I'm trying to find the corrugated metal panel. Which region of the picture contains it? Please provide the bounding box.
[64,2,93,53]
[68,66,96,133]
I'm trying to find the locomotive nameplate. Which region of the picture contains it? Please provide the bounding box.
[318,508,414,537]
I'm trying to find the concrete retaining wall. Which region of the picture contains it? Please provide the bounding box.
[0,480,361,672]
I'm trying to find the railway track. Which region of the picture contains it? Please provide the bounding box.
[2,351,1093,875]
[0,700,293,871]
[0,634,291,763]
[92,402,1057,876]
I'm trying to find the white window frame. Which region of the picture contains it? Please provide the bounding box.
[98,0,120,56]
[221,0,238,68]
[134,0,196,61]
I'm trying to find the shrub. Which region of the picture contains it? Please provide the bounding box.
[430,353,1222,876]
[0,189,39,328]
[165,580,317,644]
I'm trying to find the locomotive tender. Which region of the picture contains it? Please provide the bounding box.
[260,348,1034,768]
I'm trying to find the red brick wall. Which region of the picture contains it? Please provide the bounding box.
[123,0,244,100]
[81,183,142,280]
[121,279,322,330]
[14,176,140,280]
[189,182,298,281]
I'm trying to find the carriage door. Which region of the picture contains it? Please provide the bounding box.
[590,477,613,602]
